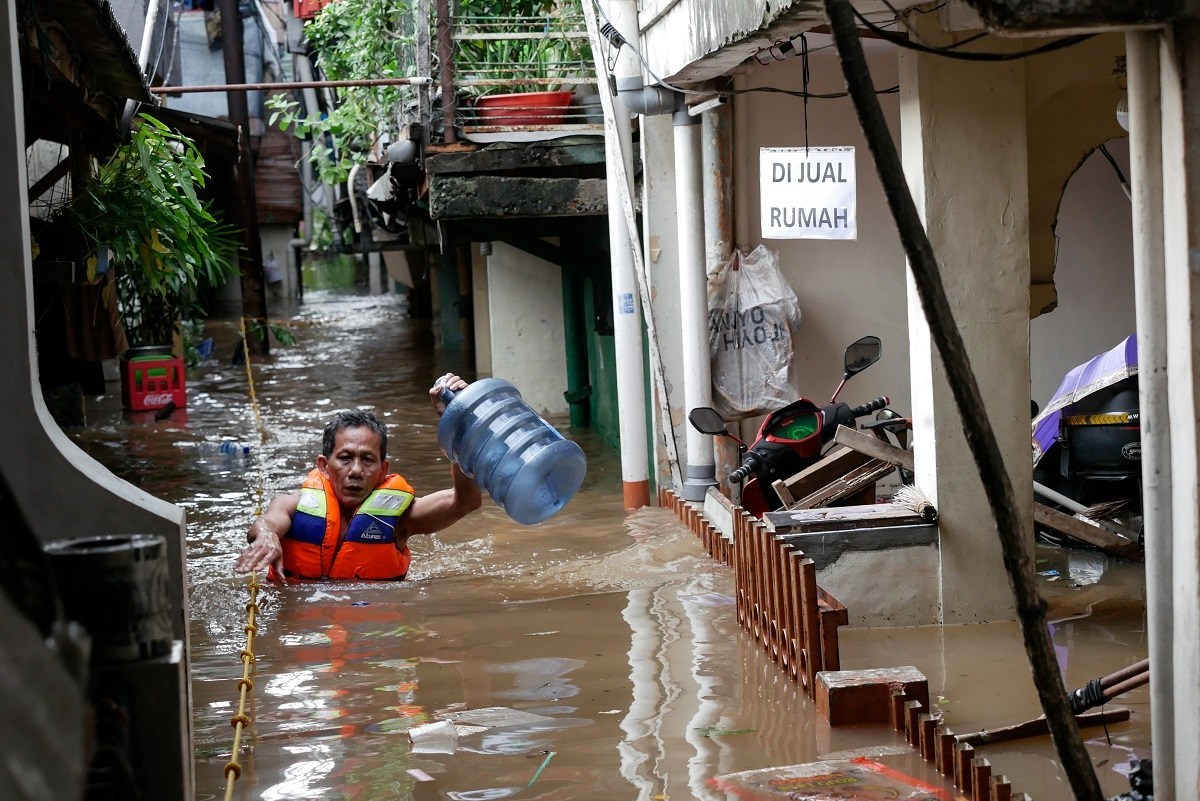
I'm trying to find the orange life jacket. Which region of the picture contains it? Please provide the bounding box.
[279,470,415,580]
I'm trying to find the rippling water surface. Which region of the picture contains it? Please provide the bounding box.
[70,289,1151,800]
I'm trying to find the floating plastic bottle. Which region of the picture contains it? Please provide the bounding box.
[197,441,252,458]
[436,378,587,525]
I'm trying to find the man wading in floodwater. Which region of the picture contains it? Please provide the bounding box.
[235,373,483,580]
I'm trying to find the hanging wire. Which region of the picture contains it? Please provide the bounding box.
[852,3,1094,61]
[799,32,810,151]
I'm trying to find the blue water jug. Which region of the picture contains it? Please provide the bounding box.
[436,378,587,525]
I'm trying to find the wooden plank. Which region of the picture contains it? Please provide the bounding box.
[833,425,915,470]
[972,758,992,801]
[1034,503,1143,560]
[817,587,850,626]
[955,707,1131,746]
[955,743,975,793]
[904,700,923,747]
[919,713,939,761]
[937,728,956,775]
[772,446,874,504]
[766,503,926,533]
[890,688,908,732]
[817,602,844,671]
[799,558,821,695]
[794,459,895,509]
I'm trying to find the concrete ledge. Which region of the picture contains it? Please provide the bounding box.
[424,140,606,174]
[428,176,607,219]
[780,523,938,571]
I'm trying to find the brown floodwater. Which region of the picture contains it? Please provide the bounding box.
[69,288,1151,800]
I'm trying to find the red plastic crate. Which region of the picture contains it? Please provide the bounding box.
[121,355,187,412]
[293,0,333,20]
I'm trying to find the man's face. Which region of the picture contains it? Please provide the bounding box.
[317,426,389,510]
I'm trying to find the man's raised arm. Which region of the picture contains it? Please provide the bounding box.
[236,493,300,575]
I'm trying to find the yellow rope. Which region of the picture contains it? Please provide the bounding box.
[224,315,271,800]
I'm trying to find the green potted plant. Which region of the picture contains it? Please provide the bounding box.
[41,114,238,352]
[454,0,593,126]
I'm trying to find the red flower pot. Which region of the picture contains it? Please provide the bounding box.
[473,91,575,126]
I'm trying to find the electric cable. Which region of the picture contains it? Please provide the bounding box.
[723,84,899,100]
[821,0,1105,798]
[852,5,1094,61]
[588,0,688,94]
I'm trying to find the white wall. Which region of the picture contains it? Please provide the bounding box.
[485,242,568,415]
[730,39,911,436]
[1030,138,1135,406]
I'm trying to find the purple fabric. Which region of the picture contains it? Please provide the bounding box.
[1032,335,1138,466]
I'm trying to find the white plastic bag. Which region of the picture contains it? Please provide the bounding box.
[707,246,802,420]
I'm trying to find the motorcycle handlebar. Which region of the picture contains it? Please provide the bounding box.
[729,463,753,484]
[850,396,890,418]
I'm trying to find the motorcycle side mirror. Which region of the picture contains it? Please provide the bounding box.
[844,335,882,378]
[688,407,728,436]
[876,408,901,422]
[1031,400,1040,419]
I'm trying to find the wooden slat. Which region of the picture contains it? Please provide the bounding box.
[794,458,894,509]
[904,700,923,748]
[767,503,926,533]
[798,558,821,694]
[817,602,844,672]
[919,713,939,761]
[817,587,850,625]
[937,728,956,776]
[972,758,992,801]
[833,425,915,470]
[954,707,1131,747]
[955,742,975,793]
[890,688,908,732]
[1034,502,1143,560]
[772,445,875,504]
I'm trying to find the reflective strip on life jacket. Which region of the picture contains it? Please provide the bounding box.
[288,486,330,545]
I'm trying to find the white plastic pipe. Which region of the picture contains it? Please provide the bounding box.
[1127,30,1174,799]
[121,0,165,130]
[601,0,650,509]
[675,115,716,501]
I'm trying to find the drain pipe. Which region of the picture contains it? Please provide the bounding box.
[614,76,716,501]
[673,109,716,501]
[121,0,165,131]
[601,0,651,509]
[294,54,337,226]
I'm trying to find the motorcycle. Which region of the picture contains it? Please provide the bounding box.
[1032,335,1142,538]
[688,335,891,518]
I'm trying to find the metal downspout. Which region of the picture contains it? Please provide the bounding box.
[1127,31,1173,795]
[561,271,591,427]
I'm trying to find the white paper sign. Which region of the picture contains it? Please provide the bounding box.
[760,146,857,240]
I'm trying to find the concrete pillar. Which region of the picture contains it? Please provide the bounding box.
[1127,29,1174,800]
[1160,23,1200,798]
[898,43,1030,623]
[1,0,192,794]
